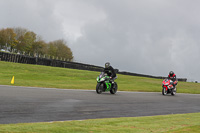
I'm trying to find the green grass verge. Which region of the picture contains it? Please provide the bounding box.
[0,61,200,94]
[0,113,199,133]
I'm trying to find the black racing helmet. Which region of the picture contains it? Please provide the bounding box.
[169,71,174,76]
[105,62,110,68]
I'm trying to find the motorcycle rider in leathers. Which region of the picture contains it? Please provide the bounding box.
[168,71,177,89]
[103,62,117,84]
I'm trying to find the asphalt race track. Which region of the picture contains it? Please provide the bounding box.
[0,85,200,124]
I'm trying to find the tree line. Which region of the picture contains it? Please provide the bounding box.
[0,27,73,61]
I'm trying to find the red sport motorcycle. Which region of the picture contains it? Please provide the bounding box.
[162,79,178,96]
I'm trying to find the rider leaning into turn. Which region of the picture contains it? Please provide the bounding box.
[103,62,117,84]
[168,71,177,88]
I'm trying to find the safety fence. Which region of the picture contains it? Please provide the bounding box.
[0,51,187,82]
[118,71,187,82]
[0,51,104,71]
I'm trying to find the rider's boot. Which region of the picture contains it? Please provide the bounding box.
[174,87,177,92]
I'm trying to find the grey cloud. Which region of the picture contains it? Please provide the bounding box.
[0,0,200,81]
[0,0,64,42]
[71,0,200,81]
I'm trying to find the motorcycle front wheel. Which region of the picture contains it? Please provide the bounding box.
[96,83,102,94]
[162,87,167,95]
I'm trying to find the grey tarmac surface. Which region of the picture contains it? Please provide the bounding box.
[0,85,200,124]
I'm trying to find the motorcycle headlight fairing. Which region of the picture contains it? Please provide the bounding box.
[100,78,105,82]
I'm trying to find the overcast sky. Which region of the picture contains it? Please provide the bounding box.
[1,0,200,81]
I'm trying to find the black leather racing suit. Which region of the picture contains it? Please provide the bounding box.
[168,74,177,88]
[103,66,116,83]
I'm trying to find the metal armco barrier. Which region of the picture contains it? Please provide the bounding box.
[0,52,187,82]
[118,71,187,82]
[0,52,103,72]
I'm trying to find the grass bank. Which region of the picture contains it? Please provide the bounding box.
[0,113,199,133]
[0,61,200,94]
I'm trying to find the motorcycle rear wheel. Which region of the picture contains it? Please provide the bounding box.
[110,82,118,94]
[171,88,176,96]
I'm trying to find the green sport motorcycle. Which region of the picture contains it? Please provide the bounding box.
[96,72,118,94]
